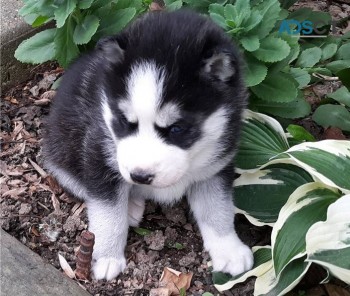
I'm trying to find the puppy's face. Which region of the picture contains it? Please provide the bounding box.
[100,13,245,188]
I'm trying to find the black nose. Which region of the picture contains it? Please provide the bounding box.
[130,171,154,185]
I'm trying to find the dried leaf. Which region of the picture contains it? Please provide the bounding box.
[58,253,76,279]
[2,187,27,199]
[28,158,47,178]
[51,193,62,214]
[159,267,193,295]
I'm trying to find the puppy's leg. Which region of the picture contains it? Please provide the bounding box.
[187,174,253,276]
[128,189,145,227]
[86,185,129,281]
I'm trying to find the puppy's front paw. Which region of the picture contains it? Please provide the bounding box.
[92,257,126,281]
[211,243,253,276]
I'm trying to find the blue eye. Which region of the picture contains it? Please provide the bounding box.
[169,125,184,134]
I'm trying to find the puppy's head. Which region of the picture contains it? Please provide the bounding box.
[99,10,247,188]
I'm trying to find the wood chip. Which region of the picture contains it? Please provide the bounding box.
[28,158,47,178]
[58,253,76,279]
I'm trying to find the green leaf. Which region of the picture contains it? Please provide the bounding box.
[327,86,350,108]
[241,35,260,52]
[214,246,272,291]
[243,54,267,87]
[255,257,311,296]
[286,124,315,142]
[54,17,80,67]
[54,0,77,28]
[242,10,263,32]
[94,7,136,40]
[251,36,290,63]
[296,47,322,68]
[276,141,350,192]
[15,29,56,64]
[208,3,225,16]
[224,1,251,28]
[321,43,338,61]
[272,183,341,276]
[32,15,51,27]
[209,13,227,30]
[326,60,350,73]
[133,227,152,235]
[336,43,350,60]
[306,194,350,285]
[313,104,350,132]
[251,73,298,102]
[279,0,298,9]
[164,0,182,11]
[252,0,281,39]
[113,0,142,10]
[289,68,311,89]
[337,68,350,90]
[235,164,313,225]
[78,0,94,9]
[250,93,311,119]
[183,0,227,13]
[236,110,289,170]
[73,15,100,45]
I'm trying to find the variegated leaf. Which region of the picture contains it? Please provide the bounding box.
[254,257,310,296]
[271,183,341,276]
[306,194,350,284]
[234,164,313,226]
[236,110,289,171]
[272,140,350,193]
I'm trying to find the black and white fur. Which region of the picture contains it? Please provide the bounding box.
[43,10,253,280]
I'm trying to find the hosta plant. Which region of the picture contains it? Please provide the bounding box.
[212,110,350,295]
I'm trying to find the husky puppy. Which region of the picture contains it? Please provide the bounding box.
[43,10,253,280]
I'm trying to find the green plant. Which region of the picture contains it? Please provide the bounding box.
[15,0,149,67]
[15,0,350,124]
[213,110,350,295]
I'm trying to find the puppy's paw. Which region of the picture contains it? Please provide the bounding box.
[211,243,254,276]
[92,257,126,281]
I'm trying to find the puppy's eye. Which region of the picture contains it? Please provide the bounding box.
[169,124,184,134]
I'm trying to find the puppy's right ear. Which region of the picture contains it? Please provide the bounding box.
[95,34,127,63]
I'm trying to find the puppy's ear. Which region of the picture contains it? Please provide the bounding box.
[201,50,236,82]
[96,34,127,63]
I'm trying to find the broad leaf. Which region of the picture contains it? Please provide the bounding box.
[274,141,350,192]
[336,43,350,60]
[337,68,350,90]
[250,95,311,119]
[255,257,311,296]
[78,0,94,9]
[321,43,338,61]
[306,194,350,285]
[271,183,341,276]
[296,47,322,68]
[241,35,260,52]
[327,86,350,107]
[326,60,350,73]
[54,0,77,28]
[54,18,79,67]
[15,29,56,64]
[313,104,350,132]
[244,55,267,87]
[251,73,298,103]
[286,124,315,142]
[289,68,311,89]
[235,164,313,226]
[236,110,289,171]
[94,7,136,40]
[251,36,290,63]
[73,14,100,45]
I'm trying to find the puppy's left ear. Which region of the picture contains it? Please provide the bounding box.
[96,34,127,64]
[201,50,236,82]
